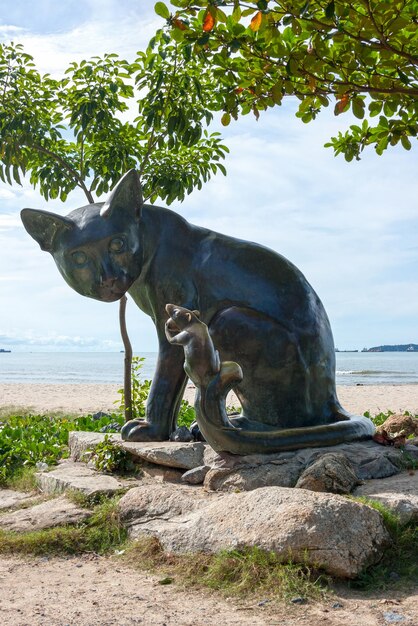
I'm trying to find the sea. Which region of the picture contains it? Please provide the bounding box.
[0,351,418,386]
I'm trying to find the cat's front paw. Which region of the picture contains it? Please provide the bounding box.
[121,419,168,442]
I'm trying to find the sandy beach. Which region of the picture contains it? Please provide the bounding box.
[1,382,418,416]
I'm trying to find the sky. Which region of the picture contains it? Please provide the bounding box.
[0,0,417,353]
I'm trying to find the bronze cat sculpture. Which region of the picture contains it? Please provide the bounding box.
[21,169,374,452]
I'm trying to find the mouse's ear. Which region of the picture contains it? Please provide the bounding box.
[192,310,201,318]
[100,169,143,220]
[21,208,74,252]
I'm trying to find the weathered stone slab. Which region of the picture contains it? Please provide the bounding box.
[354,471,418,524]
[0,490,37,511]
[122,441,205,469]
[119,484,390,578]
[69,431,205,470]
[36,461,133,497]
[0,496,91,532]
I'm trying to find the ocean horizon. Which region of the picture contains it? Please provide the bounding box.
[1,351,418,386]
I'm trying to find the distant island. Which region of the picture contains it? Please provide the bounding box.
[362,344,418,352]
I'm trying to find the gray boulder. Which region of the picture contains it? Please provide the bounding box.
[204,458,303,492]
[119,484,390,578]
[295,453,361,494]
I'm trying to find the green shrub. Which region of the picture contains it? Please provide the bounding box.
[0,414,70,486]
[88,435,136,473]
[177,399,196,428]
[0,412,124,486]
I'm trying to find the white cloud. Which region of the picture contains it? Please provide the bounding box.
[3,5,160,74]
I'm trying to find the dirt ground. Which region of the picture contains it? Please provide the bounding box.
[0,555,417,626]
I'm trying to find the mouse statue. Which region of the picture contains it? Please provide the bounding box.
[21,169,374,452]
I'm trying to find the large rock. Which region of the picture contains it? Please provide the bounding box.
[36,461,134,497]
[295,453,361,494]
[354,471,418,524]
[119,484,390,578]
[0,496,91,532]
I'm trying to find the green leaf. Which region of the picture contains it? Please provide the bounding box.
[400,135,411,150]
[154,2,170,20]
[352,99,365,119]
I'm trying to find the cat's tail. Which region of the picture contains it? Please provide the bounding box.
[195,361,374,455]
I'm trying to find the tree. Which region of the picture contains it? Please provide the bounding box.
[0,37,228,418]
[155,0,417,161]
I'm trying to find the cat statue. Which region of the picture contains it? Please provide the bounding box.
[21,169,374,451]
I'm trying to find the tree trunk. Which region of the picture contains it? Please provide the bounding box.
[119,295,133,422]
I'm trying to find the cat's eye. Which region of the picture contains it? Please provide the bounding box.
[109,237,125,253]
[72,251,87,266]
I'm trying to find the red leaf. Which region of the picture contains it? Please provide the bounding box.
[203,10,215,32]
[335,93,350,115]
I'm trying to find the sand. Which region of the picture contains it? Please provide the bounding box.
[1,554,417,626]
[1,382,418,416]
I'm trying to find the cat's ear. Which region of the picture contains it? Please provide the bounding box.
[20,208,74,252]
[100,169,143,220]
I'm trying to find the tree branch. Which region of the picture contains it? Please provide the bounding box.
[31,142,95,203]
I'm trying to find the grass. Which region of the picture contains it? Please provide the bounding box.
[121,538,330,602]
[0,497,127,556]
[4,466,38,492]
[349,497,418,590]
